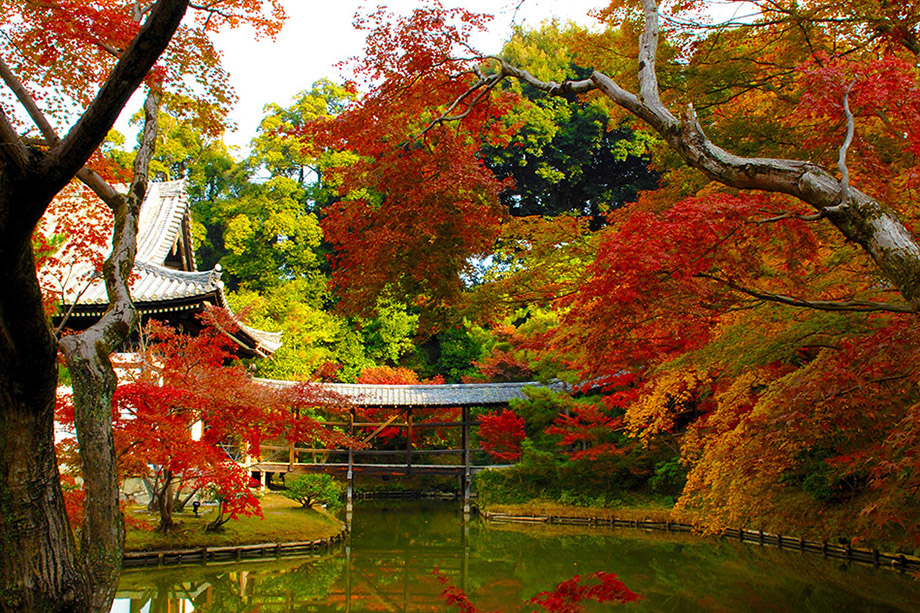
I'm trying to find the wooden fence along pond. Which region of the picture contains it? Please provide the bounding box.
[481,511,920,573]
[122,530,347,568]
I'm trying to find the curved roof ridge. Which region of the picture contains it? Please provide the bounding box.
[134,260,218,285]
[136,178,188,265]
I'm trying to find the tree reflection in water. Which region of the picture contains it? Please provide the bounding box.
[114,501,920,612]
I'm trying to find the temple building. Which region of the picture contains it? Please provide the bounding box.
[48,179,281,358]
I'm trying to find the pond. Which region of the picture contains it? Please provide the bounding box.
[113,500,920,612]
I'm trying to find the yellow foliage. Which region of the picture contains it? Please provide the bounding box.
[626,368,707,443]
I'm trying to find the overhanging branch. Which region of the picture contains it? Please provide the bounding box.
[39,0,189,207]
[697,273,914,313]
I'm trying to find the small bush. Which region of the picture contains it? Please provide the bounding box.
[281,474,343,510]
[648,458,687,495]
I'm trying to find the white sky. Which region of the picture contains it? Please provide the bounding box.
[213,1,604,150]
[113,0,604,153]
[115,1,750,154]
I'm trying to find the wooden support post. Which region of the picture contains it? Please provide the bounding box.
[462,406,471,514]
[347,408,355,513]
[288,439,295,472]
[406,407,413,473]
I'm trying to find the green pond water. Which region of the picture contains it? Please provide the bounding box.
[113,500,920,612]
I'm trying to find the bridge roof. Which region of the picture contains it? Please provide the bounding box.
[261,380,569,408]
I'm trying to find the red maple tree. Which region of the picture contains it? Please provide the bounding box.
[478,409,525,462]
[58,309,355,532]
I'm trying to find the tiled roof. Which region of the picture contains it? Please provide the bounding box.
[238,322,283,355]
[135,180,190,264]
[77,261,221,306]
[261,379,569,407]
[47,179,282,356]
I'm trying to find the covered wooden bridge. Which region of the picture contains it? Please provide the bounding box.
[249,380,567,512]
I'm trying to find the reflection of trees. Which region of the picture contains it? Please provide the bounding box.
[115,503,920,611]
[475,522,920,611]
[248,557,345,605]
[116,555,344,612]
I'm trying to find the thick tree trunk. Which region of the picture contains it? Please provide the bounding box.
[60,340,124,611]
[0,181,88,611]
[0,3,189,608]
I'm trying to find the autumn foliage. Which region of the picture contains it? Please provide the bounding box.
[57,309,354,532]
[434,568,641,612]
[477,409,525,462]
[295,2,516,320]
[38,0,920,572]
[284,0,920,546]
[1,0,286,135]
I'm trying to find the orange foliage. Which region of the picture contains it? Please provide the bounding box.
[1,0,285,136]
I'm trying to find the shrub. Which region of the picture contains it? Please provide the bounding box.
[648,458,688,495]
[282,474,343,509]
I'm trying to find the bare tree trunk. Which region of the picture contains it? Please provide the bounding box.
[60,88,161,612]
[0,207,89,611]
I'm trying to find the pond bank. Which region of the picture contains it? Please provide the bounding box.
[481,504,920,574]
[123,494,346,560]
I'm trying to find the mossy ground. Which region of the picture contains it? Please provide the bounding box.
[124,493,344,551]
[481,498,678,524]
[480,493,919,556]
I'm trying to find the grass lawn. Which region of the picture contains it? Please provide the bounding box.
[125,493,345,551]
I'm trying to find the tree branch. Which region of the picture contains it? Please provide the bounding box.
[38,0,189,209]
[582,0,920,311]
[837,79,856,205]
[0,55,60,145]
[755,211,826,224]
[0,105,30,174]
[697,273,914,313]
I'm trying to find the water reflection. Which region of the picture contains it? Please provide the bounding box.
[115,501,920,612]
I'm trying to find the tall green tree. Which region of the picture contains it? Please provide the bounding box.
[482,23,659,230]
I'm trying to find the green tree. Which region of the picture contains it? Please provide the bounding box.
[282,474,344,509]
[482,23,659,230]
[249,78,357,199]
